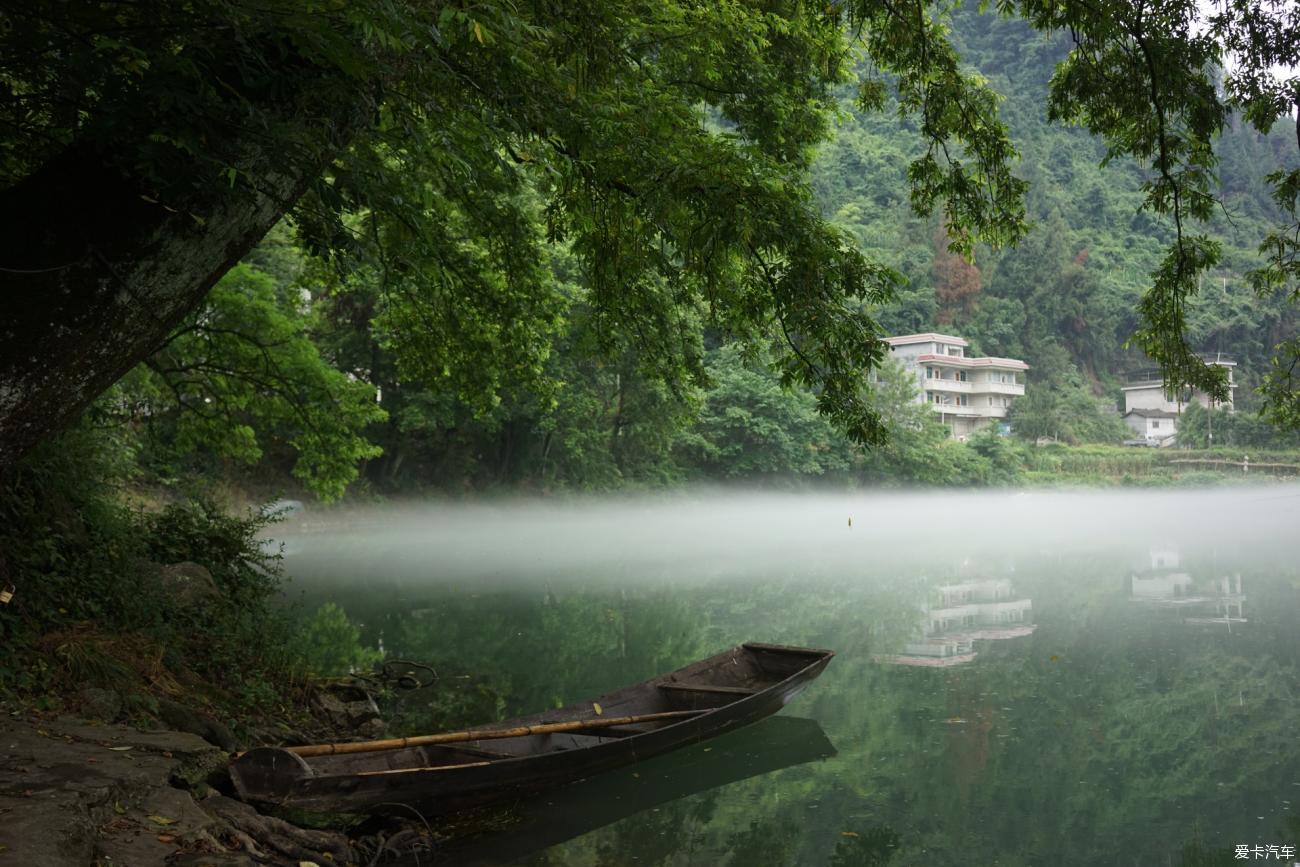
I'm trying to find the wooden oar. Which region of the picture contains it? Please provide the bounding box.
[285,709,709,758]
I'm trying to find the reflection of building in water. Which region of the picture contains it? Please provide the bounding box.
[883,579,1036,667]
[1129,546,1246,627]
[889,636,978,667]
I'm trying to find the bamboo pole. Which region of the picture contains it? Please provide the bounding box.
[357,760,494,777]
[285,709,709,758]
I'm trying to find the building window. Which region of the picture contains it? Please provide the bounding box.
[956,370,968,381]
[926,367,935,379]
[1152,420,1161,429]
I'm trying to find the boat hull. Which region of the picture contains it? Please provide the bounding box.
[231,642,833,816]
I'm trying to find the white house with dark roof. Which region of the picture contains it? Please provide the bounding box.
[1122,407,1181,442]
[882,333,1029,439]
[1120,353,1238,444]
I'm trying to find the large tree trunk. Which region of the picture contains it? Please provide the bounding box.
[0,142,310,469]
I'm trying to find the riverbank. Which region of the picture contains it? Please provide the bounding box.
[0,442,426,865]
[1015,444,1300,486]
[0,711,359,866]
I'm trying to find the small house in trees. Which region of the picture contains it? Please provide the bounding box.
[1120,353,1237,445]
[883,333,1029,439]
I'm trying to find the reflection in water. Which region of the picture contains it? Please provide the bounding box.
[881,578,1036,667]
[278,487,1300,866]
[428,716,836,866]
[1130,545,1247,627]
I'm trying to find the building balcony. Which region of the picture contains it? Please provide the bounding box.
[923,378,972,392]
[975,381,1025,396]
[927,403,979,417]
[933,404,1010,419]
[1124,368,1165,386]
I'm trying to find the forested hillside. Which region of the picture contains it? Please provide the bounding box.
[66,8,1300,497]
[816,8,1300,446]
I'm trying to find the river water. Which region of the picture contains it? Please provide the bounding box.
[279,487,1300,866]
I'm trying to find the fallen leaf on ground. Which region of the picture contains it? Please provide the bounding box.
[157,834,176,844]
[146,815,177,826]
[107,746,133,752]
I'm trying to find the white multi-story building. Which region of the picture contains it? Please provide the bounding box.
[883,333,1029,439]
[1121,353,1237,444]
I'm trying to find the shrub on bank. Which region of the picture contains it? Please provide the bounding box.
[0,425,307,725]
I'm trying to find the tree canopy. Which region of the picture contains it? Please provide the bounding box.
[0,0,1296,474]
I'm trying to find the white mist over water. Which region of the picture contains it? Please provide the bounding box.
[277,485,1300,585]
[269,484,1300,867]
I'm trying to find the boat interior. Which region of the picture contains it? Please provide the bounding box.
[301,643,827,776]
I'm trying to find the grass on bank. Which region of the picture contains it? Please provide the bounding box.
[1015,442,1300,486]
[0,425,342,734]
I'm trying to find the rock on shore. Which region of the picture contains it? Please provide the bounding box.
[0,713,353,866]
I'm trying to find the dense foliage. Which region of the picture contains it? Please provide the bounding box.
[109,236,385,500]
[3,0,1296,474]
[56,6,1290,498]
[0,424,303,720]
[818,9,1299,447]
[0,0,1042,469]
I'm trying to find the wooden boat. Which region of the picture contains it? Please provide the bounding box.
[230,642,833,816]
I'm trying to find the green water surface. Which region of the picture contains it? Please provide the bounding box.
[280,489,1300,866]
